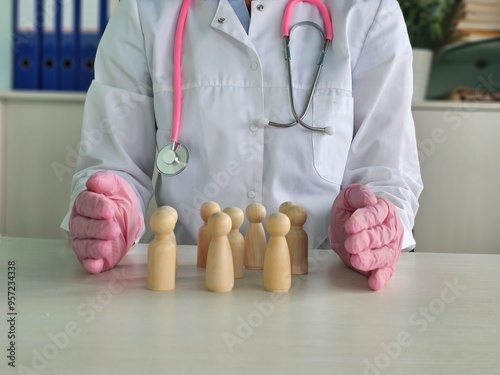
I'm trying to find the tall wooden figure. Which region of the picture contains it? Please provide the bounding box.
[223,206,245,279]
[205,212,234,292]
[147,206,178,291]
[197,201,221,268]
[286,205,308,275]
[244,203,267,270]
[262,213,291,292]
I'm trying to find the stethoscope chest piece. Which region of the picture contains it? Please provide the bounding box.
[157,142,189,176]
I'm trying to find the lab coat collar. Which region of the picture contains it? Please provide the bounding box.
[211,0,254,50]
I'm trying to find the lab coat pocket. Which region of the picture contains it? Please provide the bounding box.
[312,94,354,184]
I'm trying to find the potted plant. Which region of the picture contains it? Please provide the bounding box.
[397,0,459,100]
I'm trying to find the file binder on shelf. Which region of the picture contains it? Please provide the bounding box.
[41,0,61,90]
[13,0,43,90]
[59,0,78,91]
[77,0,103,91]
[12,0,115,92]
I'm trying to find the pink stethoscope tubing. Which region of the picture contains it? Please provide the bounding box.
[171,0,191,144]
[282,0,333,40]
[156,0,191,176]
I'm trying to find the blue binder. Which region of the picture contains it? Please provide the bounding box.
[59,0,78,91]
[41,0,61,90]
[13,0,43,90]
[77,0,104,91]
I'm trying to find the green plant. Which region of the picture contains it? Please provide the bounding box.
[398,0,459,49]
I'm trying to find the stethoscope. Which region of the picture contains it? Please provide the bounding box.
[157,0,334,176]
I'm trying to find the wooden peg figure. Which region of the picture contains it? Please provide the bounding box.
[262,213,291,292]
[205,212,234,292]
[197,201,221,268]
[285,205,308,275]
[279,201,295,214]
[147,206,178,291]
[156,206,179,274]
[244,203,267,270]
[223,206,245,279]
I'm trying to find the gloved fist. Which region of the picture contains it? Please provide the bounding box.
[328,184,404,291]
[69,171,144,274]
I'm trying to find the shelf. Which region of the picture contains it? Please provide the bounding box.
[412,100,500,111]
[1,92,499,111]
[0,91,86,102]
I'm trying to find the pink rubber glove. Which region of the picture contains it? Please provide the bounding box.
[69,171,144,274]
[329,184,404,291]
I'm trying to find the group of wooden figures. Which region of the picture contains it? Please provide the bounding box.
[146,201,308,293]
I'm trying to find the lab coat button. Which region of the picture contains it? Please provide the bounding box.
[250,62,259,70]
[247,190,256,199]
[218,17,225,23]
[256,4,264,11]
[249,124,258,132]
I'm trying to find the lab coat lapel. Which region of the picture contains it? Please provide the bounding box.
[211,0,255,50]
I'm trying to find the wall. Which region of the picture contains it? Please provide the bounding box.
[0,92,157,243]
[413,101,500,254]
[0,1,13,90]
[0,93,85,239]
[0,99,6,234]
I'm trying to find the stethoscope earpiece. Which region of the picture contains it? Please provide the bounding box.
[256,117,270,128]
[324,126,334,135]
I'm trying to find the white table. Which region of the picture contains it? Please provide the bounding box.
[1,237,499,374]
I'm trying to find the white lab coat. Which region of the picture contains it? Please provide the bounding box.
[62,0,423,249]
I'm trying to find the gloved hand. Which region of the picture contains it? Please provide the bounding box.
[329,184,404,291]
[69,171,144,274]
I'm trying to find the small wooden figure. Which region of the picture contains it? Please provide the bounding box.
[279,201,295,214]
[197,201,221,268]
[262,212,291,292]
[244,203,267,270]
[285,205,308,275]
[147,206,178,291]
[223,206,245,279]
[205,212,234,292]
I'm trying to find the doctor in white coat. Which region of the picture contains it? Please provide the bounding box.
[62,0,423,291]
